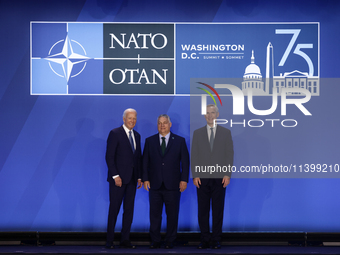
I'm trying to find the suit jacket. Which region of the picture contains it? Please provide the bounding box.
[191,125,234,185]
[142,132,189,190]
[105,126,142,184]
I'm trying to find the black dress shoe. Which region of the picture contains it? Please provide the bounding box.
[149,241,161,249]
[105,242,115,249]
[120,240,136,249]
[212,241,221,249]
[197,242,210,249]
[165,242,174,249]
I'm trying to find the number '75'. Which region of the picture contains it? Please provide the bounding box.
[276,29,314,76]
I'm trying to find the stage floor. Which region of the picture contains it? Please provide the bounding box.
[1,245,340,255]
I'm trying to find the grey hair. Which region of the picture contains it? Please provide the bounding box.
[157,114,171,123]
[123,108,137,118]
[207,104,219,112]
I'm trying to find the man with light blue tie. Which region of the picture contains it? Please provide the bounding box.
[143,114,189,249]
[191,104,234,249]
[105,108,142,249]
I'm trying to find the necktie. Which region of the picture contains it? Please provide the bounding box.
[210,127,214,151]
[129,130,135,153]
[161,137,166,155]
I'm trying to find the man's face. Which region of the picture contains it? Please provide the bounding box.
[158,117,172,136]
[123,111,137,130]
[205,106,219,126]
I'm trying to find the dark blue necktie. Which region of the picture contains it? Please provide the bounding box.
[129,130,135,153]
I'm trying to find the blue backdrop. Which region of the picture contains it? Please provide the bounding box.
[1,0,340,233]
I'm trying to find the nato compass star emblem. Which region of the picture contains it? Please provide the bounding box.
[45,35,90,93]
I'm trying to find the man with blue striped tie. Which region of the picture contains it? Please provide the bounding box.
[105,108,142,249]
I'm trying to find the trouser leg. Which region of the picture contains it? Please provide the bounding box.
[121,180,137,242]
[164,189,180,243]
[107,182,125,242]
[197,185,211,242]
[149,189,163,242]
[211,184,226,242]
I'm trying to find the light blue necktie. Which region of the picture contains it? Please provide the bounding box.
[210,127,214,151]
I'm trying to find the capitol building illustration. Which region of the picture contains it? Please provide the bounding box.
[242,50,267,95]
[242,43,319,96]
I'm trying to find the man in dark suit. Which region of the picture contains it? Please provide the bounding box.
[105,108,142,249]
[191,104,234,249]
[143,114,189,249]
